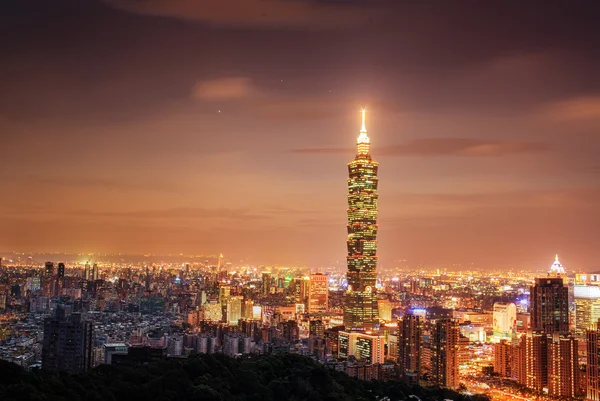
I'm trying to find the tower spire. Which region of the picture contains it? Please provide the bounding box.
[357,108,370,154]
[361,108,367,133]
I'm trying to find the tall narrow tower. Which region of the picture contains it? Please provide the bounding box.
[344,109,379,331]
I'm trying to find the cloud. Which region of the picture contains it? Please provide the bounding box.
[290,138,550,157]
[192,77,256,100]
[1,174,181,193]
[541,96,600,121]
[87,207,263,221]
[103,0,373,29]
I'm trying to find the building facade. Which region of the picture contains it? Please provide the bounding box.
[42,308,93,373]
[547,334,580,398]
[398,314,423,385]
[308,273,329,313]
[430,319,460,390]
[344,110,379,331]
[339,330,385,365]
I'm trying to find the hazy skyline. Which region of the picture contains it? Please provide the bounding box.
[1,0,599,269]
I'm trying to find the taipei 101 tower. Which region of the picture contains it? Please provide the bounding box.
[344,109,379,331]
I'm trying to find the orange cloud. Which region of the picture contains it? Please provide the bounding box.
[542,96,600,121]
[192,77,256,100]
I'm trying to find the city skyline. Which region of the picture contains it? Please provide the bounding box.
[1,1,599,269]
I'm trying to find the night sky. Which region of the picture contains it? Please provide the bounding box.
[1,0,599,270]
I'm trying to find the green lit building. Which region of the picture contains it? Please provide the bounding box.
[344,109,379,331]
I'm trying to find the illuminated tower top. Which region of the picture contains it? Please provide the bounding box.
[549,254,565,276]
[357,109,370,156]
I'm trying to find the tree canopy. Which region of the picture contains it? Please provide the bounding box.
[0,355,489,401]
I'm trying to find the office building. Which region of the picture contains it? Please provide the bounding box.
[398,314,423,385]
[525,331,548,391]
[344,109,379,331]
[377,299,392,322]
[547,334,580,398]
[226,296,242,325]
[511,334,527,384]
[262,273,272,295]
[309,319,325,337]
[575,297,600,337]
[308,273,329,313]
[339,330,385,365]
[588,320,600,401]
[42,307,93,373]
[531,276,569,335]
[493,339,511,377]
[430,319,459,390]
[492,302,516,339]
[84,262,91,281]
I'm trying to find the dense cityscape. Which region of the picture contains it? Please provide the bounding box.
[1,113,598,401]
[2,1,599,401]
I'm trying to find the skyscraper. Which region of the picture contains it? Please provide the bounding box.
[398,313,423,386]
[547,333,580,398]
[57,262,65,278]
[308,273,329,313]
[430,318,460,390]
[92,263,99,281]
[43,261,55,297]
[84,262,91,281]
[344,109,379,331]
[338,330,385,364]
[262,273,272,295]
[531,278,569,335]
[226,296,242,325]
[42,307,93,373]
[493,339,512,377]
[525,331,548,391]
[588,320,600,401]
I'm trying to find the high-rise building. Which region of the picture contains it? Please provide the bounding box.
[575,297,600,337]
[398,314,423,386]
[547,333,580,398]
[492,302,517,339]
[42,307,93,373]
[525,331,548,391]
[84,262,91,281]
[219,285,231,304]
[493,339,511,377]
[308,273,329,313]
[43,261,55,297]
[512,333,527,384]
[309,319,325,337]
[262,273,272,295]
[588,320,600,401]
[242,298,254,320]
[226,296,242,325]
[57,262,65,279]
[344,109,379,331]
[531,277,569,335]
[203,301,222,322]
[430,319,460,390]
[45,261,54,276]
[92,264,99,281]
[299,276,310,306]
[56,262,65,294]
[339,330,385,364]
[377,299,392,322]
